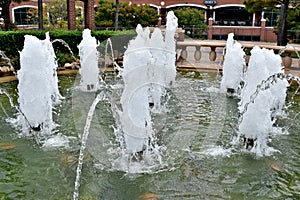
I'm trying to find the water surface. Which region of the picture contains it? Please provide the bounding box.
[0,71,299,199]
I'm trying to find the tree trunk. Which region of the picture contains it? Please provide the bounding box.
[277,0,289,46]
[114,0,119,31]
[1,0,12,30]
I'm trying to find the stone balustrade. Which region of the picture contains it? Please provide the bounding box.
[176,40,300,74]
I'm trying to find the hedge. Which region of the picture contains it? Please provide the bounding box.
[0,30,136,69]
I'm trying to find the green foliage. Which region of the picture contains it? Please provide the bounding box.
[25,7,38,25]
[0,30,130,69]
[243,0,279,13]
[43,0,68,30]
[118,4,157,27]
[287,4,300,43]
[95,0,158,28]
[95,0,115,27]
[173,7,206,28]
[287,4,300,30]
[172,7,207,39]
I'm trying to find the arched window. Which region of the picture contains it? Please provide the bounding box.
[13,6,38,25]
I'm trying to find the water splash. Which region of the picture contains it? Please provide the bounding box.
[73,91,108,200]
[78,29,101,91]
[105,38,115,68]
[118,11,177,155]
[0,50,15,74]
[16,33,62,143]
[0,88,17,117]
[44,32,63,104]
[220,33,245,94]
[236,46,289,156]
[73,11,178,199]
[238,44,296,155]
[52,39,77,61]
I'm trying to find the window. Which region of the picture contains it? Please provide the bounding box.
[14,7,38,25]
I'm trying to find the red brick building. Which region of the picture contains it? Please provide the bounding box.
[1,0,96,30]
[1,0,278,42]
[124,0,278,42]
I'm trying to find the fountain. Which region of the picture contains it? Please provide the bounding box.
[0,14,300,200]
[220,33,245,95]
[78,29,101,91]
[72,11,178,199]
[118,11,178,155]
[15,33,62,142]
[237,46,289,155]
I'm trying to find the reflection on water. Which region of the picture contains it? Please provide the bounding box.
[0,71,299,199]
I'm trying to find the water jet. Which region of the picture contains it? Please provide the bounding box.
[0,18,299,200]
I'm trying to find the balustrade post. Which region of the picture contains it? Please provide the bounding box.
[180,46,188,64]
[194,46,201,63]
[282,53,292,70]
[209,46,217,63]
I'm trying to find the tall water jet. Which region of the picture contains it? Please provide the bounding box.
[119,11,178,155]
[220,33,245,94]
[78,29,100,91]
[17,33,62,139]
[73,15,178,197]
[238,46,288,155]
[44,32,63,104]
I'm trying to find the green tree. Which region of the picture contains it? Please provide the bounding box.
[95,0,115,27]
[44,0,68,29]
[95,0,157,29]
[0,0,25,30]
[287,1,300,30]
[118,4,157,27]
[243,0,299,46]
[243,0,279,13]
[25,7,38,24]
[173,7,206,27]
[173,7,207,39]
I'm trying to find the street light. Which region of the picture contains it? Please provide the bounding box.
[160,1,166,25]
[38,0,43,30]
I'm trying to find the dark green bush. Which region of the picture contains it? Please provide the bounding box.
[0,30,134,69]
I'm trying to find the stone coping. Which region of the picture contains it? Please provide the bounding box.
[0,67,299,84]
[177,40,300,54]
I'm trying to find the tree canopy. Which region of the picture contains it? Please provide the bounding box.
[173,7,206,28]
[95,0,158,28]
[287,2,300,30]
[243,0,279,13]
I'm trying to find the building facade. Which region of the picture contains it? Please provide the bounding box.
[124,0,278,41]
[1,0,277,42]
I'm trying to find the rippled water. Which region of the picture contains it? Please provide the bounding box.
[0,71,300,199]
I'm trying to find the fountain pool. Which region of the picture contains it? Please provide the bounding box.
[0,70,300,199]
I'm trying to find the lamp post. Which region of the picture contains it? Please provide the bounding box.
[277,0,289,46]
[115,0,119,31]
[38,0,43,30]
[160,1,166,25]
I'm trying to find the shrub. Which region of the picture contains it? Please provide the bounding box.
[0,30,134,69]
